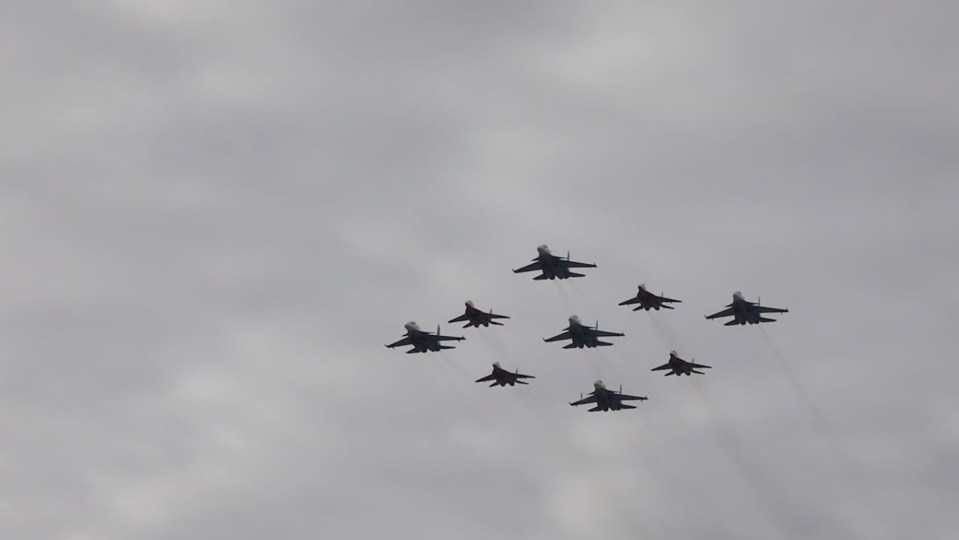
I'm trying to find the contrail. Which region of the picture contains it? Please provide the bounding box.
[579,348,603,379]
[691,377,802,535]
[646,312,689,352]
[755,327,856,471]
[553,281,579,313]
[476,327,512,361]
[590,346,625,382]
[566,280,599,313]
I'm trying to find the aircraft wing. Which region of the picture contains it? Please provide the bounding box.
[564,260,597,269]
[474,373,496,383]
[617,393,648,401]
[448,314,470,323]
[435,334,465,341]
[385,336,413,348]
[513,261,543,273]
[488,313,510,319]
[515,372,535,379]
[689,362,712,369]
[543,330,572,342]
[705,307,735,319]
[569,394,597,406]
[756,306,788,314]
[659,295,681,303]
[618,296,641,305]
[592,330,624,338]
[651,362,672,371]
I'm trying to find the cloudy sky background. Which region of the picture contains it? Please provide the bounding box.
[2,1,958,538]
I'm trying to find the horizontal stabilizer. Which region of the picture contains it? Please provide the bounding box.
[759,317,777,323]
[724,320,741,326]
[588,406,603,412]
[533,274,549,280]
[562,343,579,349]
[594,341,614,347]
[619,404,637,409]
[567,272,585,278]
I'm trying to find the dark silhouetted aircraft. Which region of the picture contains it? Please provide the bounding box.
[544,316,624,348]
[618,284,682,311]
[474,362,535,387]
[448,301,510,328]
[569,380,647,411]
[385,322,465,353]
[652,350,712,376]
[705,291,788,325]
[512,245,596,280]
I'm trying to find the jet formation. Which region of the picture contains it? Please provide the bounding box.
[618,284,681,311]
[543,316,625,349]
[512,245,596,280]
[385,322,465,354]
[475,362,535,387]
[448,301,510,328]
[569,380,648,411]
[386,245,789,411]
[705,291,789,325]
[652,351,712,376]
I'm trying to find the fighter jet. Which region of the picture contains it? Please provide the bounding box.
[618,284,682,311]
[544,316,625,349]
[652,350,712,376]
[705,291,789,325]
[569,380,647,411]
[448,301,510,328]
[512,245,596,280]
[474,362,535,387]
[385,322,465,353]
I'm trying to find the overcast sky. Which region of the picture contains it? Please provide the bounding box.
[2,1,958,539]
